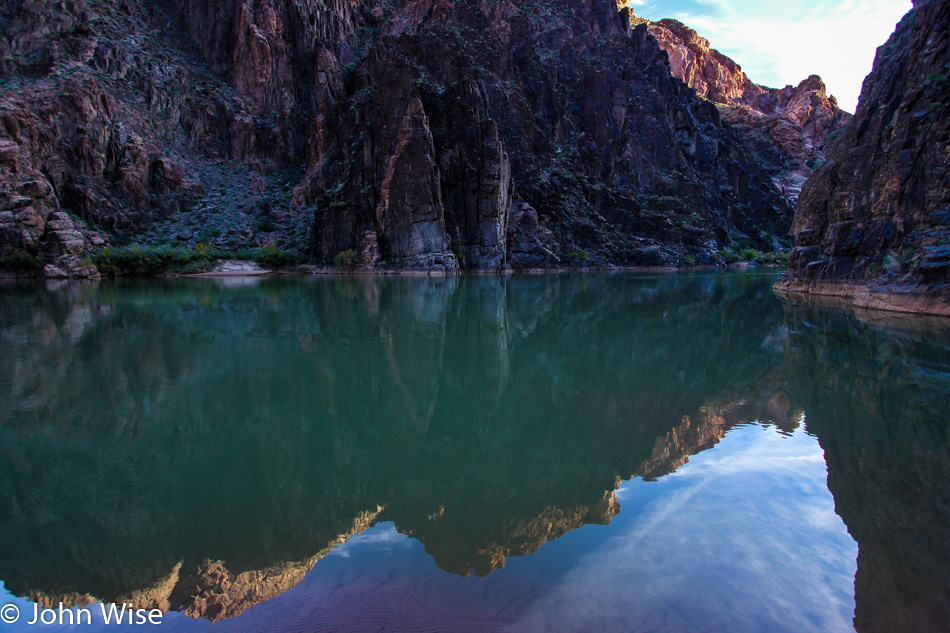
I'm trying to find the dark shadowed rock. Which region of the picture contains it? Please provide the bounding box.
[296,0,794,269]
[775,0,950,316]
[1,0,795,273]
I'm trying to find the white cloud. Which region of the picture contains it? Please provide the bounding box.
[637,0,912,112]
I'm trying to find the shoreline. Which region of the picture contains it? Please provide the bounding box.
[1,263,783,281]
[774,279,950,318]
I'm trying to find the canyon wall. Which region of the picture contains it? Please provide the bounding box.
[646,17,850,203]
[775,0,950,315]
[0,0,796,274]
[291,0,795,270]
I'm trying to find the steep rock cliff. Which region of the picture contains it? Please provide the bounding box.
[0,0,794,274]
[775,0,950,316]
[645,17,851,203]
[295,0,794,270]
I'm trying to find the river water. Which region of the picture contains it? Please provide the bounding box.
[0,272,947,632]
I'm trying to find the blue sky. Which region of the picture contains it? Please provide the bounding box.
[632,0,912,112]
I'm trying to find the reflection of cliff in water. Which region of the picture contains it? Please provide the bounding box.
[3,275,950,630]
[780,301,950,633]
[0,274,791,620]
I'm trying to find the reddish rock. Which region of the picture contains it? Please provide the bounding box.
[646,18,851,203]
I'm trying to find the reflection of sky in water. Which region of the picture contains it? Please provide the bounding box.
[0,424,857,633]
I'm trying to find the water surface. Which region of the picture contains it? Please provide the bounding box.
[0,272,948,632]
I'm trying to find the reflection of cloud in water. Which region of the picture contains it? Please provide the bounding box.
[511,425,857,633]
[327,523,413,558]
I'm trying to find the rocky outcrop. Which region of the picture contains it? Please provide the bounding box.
[636,392,801,480]
[775,0,950,316]
[0,1,220,270]
[0,0,328,272]
[27,509,383,622]
[1,0,795,274]
[646,18,851,203]
[174,507,383,622]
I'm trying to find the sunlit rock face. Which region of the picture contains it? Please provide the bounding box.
[645,18,851,204]
[1,0,793,273]
[776,0,950,315]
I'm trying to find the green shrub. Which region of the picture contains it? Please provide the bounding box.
[0,251,43,271]
[254,216,277,232]
[93,248,116,274]
[759,251,790,266]
[194,242,215,259]
[333,248,358,269]
[734,237,753,251]
[91,244,215,275]
[883,252,901,272]
[255,246,303,269]
[566,250,590,262]
[718,249,741,265]
[89,244,305,274]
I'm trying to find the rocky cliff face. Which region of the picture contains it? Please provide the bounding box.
[0,0,297,277]
[776,0,950,316]
[645,17,851,203]
[293,0,795,270]
[0,0,795,274]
